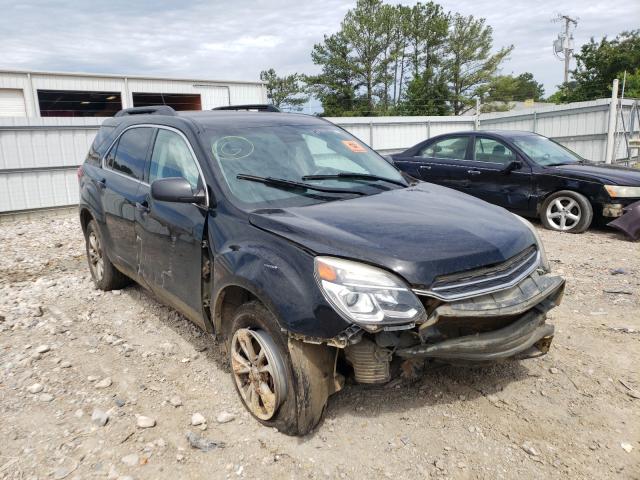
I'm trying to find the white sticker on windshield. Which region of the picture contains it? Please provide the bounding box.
[213,136,254,160]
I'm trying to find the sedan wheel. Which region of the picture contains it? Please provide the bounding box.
[231,328,287,420]
[87,231,104,281]
[545,196,583,231]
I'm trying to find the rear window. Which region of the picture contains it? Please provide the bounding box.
[85,125,116,166]
[106,127,154,180]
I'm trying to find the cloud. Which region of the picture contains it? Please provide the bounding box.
[0,0,637,98]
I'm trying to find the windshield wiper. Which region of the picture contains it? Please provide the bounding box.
[236,174,367,196]
[301,172,407,187]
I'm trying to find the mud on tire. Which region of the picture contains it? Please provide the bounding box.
[84,219,130,291]
[228,301,333,436]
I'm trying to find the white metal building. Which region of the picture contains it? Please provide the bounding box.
[0,69,267,117]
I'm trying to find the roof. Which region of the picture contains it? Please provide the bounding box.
[0,68,265,86]
[429,130,539,138]
[105,109,325,130]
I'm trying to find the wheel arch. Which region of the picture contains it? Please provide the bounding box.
[79,207,94,234]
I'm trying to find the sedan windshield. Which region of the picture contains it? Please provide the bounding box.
[513,135,583,166]
[204,123,406,208]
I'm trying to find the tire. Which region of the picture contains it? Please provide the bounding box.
[228,301,330,435]
[540,190,593,233]
[84,220,130,290]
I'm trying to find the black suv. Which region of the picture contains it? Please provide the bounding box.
[78,105,565,435]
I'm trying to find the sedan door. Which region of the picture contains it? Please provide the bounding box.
[135,127,208,327]
[394,135,472,191]
[467,135,533,211]
[99,126,155,274]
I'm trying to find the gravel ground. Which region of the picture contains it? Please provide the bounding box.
[0,212,639,480]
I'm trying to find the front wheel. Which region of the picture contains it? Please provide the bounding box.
[540,191,593,233]
[228,302,332,435]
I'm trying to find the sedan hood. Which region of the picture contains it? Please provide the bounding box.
[249,183,536,287]
[549,163,640,186]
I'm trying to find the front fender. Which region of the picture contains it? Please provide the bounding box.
[210,224,350,340]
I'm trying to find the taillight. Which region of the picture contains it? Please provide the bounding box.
[77,165,84,181]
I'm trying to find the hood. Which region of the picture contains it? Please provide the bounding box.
[249,183,536,287]
[549,163,640,186]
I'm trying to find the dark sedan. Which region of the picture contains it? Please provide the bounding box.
[391,131,640,233]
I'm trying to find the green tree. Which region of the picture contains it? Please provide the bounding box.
[562,30,640,102]
[621,69,640,99]
[445,14,513,115]
[479,72,545,111]
[306,32,368,116]
[259,68,308,111]
[341,0,392,114]
[397,2,450,114]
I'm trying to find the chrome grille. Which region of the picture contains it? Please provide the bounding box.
[413,246,540,301]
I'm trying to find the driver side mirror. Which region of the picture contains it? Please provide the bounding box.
[502,160,523,174]
[151,177,206,205]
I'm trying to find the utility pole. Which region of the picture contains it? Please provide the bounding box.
[553,14,578,84]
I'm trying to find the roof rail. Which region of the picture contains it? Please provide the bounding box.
[114,105,176,117]
[213,104,281,112]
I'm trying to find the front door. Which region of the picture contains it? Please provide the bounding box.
[468,136,533,211]
[135,127,208,326]
[100,126,154,274]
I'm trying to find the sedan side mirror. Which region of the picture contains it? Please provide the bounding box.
[151,177,206,205]
[502,160,523,174]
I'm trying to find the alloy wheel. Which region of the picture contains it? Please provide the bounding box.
[231,328,287,420]
[88,231,104,281]
[546,196,582,231]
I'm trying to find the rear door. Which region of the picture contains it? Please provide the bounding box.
[395,135,472,191]
[100,126,154,274]
[468,135,533,211]
[135,127,208,327]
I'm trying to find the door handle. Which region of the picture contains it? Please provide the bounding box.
[96,178,106,189]
[136,201,150,213]
[467,169,481,175]
[419,165,432,170]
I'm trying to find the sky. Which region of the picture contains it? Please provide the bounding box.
[1,0,638,109]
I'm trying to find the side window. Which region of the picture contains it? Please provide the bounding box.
[474,137,516,165]
[149,129,201,189]
[109,127,154,180]
[420,136,469,160]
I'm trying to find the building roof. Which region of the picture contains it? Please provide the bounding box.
[0,68,265,86]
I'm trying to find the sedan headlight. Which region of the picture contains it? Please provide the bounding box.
[604,185,640,198]
[513,215,551,272]
[314,256,425,329]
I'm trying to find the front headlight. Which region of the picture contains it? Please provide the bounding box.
[513,215,551,272]
[314,256,425,330]
[604,185,640,198]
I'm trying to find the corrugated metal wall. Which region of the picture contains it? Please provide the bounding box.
[478,99,613,160]
[1,99,637,214]
[327,116,475,152]
[0,117,104,211]
[0,70,267,116]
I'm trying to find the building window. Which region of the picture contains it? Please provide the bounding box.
[37,90,122,117]
[132,92,201,111]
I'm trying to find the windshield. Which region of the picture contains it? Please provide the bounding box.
[204,123,406,208]
[512,135,583,166]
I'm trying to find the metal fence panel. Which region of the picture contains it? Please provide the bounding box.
[1,99,638,214]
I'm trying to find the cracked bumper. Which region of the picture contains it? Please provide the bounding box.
[396,273,565,362]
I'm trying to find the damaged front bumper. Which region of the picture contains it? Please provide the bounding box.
[342,271,565,383]
[395,298,556,361]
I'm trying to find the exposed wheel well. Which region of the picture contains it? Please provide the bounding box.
[213,285,256,340]
[79,208,94,234]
